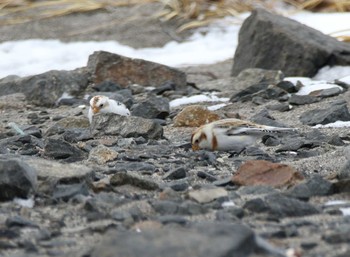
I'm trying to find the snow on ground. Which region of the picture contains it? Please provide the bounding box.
[314,121,350,128]
[1,12,350,79]
[169,94,229,108]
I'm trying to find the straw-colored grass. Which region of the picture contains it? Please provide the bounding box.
[0,0,349,41]
[0,0,157,25]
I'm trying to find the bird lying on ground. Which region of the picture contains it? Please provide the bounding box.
[88,95,130,123]
[191,118,297,152]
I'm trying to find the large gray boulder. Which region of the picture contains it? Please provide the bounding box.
[232,9,350,77]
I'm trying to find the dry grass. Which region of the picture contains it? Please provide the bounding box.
[0,0,157,25]
[0,0,349,40]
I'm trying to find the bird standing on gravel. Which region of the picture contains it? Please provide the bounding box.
[191,118,296,152]
[88,95,130,123]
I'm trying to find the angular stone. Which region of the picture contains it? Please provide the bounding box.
[0,158,37,201]
[163,167,187,180]
[91,222,256,257]
[244,193,320,218]
[0,69,89,106]
[131,95,170,119]
[88,145,119,165]
[91,114,163,139]
[300,100,350,126]
[288,94,319,105]
[232,9,350,77]
[43,138,86,162]
[188,187,228,204]
[52,182,89,201]
[286,175,334,200]
[173,105,220,127]
[232,160,304,188]
[87,51,186,89]
[112,162,157,174]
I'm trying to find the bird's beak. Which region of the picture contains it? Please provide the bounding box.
[92,106,100,114]
[192,144,200,151]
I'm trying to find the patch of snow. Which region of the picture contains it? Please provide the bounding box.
[340,207,350,216]
[314,121,350,128]
[221,201,235,207]
[284,77,343,95]
[338,75,350,84]
[324,200,348,206]
[207,103,227,111]
[313,66,350,81]
[170,94,229,108]
[13,197,34,208]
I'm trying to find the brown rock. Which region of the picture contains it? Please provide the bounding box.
[87,51,187,89]
[88,145,119,165]
[232,160,304,188]
[173,105,220,127]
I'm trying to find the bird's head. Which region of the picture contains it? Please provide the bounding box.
[90,95,109,114]
[191,127,208,151]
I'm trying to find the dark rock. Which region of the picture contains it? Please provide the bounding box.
[230,82,269,102]
[92,80,122,92]
[0,69,89,106]
[322,227,350,244]
[286,175,334,200]
[0,158,37,201]
[43,138,86,162]
[110,172,160,190]
[5,216,39,228]
[62,128,92,143]
[111,162,157,174]
[91,114,163,140]
[90,222,256,257]
[310,87,343,98]
[277,137,321,152]
[262,135,281,146]
[131,95,170,119]
[232,9,350,77]
[338,159,350,180]
[197,171,217,182]
[288,94,319,105]
[163,167,187,180]
[276,80,297,93]
[21,125,42,138]
[56,97,88,106]
[156,215,188,225]
[87,51,187,89]
[167,180,189,192]
[300,100,350,126]
[212,177,234,187]
[251,109,290,128]
[244,193,320,218]
[238,185,277,195]
[151,81,176,95]
[52,182,89,202]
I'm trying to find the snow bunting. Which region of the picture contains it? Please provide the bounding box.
[191,118,296,151]
[88,95,130,123]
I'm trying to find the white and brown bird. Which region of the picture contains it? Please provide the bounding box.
[191,118,296,152]
[88,95,130,123]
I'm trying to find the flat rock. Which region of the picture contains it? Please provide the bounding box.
[288,94,319,105]
[91,113,163,139]
[232,160,304,188]
[87,51,187,89]
[232,9,350,77]
[300,100,350,126]
[0,69,89,106]
[23,156,93,182]
[188,187,228,204]
[90,222,256,257]
[0,157,37,201]
[173,105,220,127]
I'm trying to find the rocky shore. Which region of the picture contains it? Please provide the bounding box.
[1,6,350,257]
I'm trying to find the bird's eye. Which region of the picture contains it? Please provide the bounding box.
[99,104,104,108]
[194,139,199,144]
